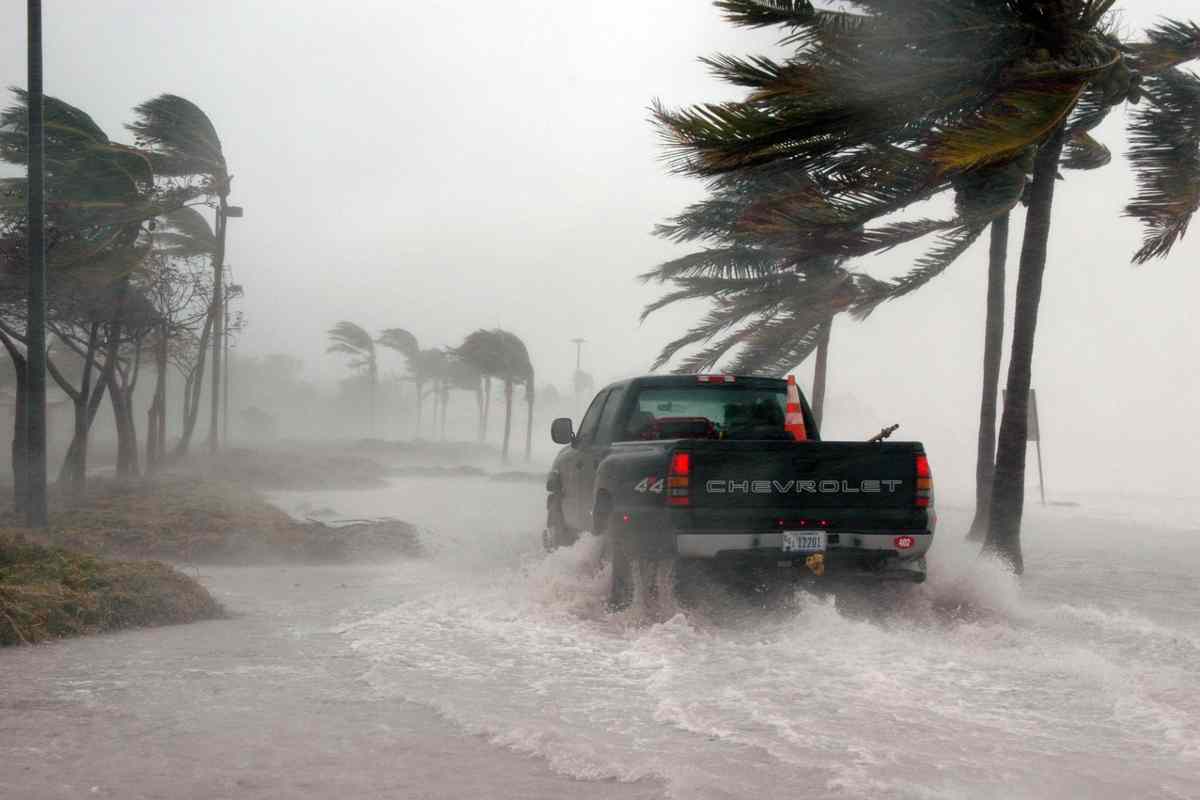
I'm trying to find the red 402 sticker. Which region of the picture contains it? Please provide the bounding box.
[633,477,664,494]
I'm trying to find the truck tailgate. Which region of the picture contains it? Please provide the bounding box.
[687,440,921,512]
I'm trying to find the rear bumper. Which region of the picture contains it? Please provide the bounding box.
[677,534,929,582]
[675,531,932,560]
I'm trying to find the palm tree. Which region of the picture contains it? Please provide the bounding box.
[457,329,534,462]
[442,353,485,441]
[1,90,199,497]
[326,321,378,434]
[652,0,1200,571]
[128,94,231,455]
[376,327,421,436]
[643,169,892,424]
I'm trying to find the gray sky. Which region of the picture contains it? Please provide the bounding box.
[1,1,1197,494]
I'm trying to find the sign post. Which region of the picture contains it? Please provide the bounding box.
[1029,388,1045,506]
[1003,387,1046,505]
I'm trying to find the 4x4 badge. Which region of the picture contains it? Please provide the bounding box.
[634,477,665,494]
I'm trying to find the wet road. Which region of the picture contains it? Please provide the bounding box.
[0,562,659,799]
[3,477,1199,799]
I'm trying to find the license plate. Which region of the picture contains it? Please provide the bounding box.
[781,531,826,553]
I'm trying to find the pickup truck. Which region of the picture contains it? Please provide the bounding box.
[544,374,934,609]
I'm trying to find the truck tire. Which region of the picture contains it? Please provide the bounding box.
[542,496,577,552]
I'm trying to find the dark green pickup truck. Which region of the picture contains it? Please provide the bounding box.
[545,374,934,608]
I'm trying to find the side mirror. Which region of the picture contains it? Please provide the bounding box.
[550,417,575,445]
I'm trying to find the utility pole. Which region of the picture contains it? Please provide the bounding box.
[570,337,586,412]
[24,0,47,527]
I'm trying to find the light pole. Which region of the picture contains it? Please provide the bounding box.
[223,281,243,447]
[209,201,241,453]
[570,337,586,412]
[25,0,47,526]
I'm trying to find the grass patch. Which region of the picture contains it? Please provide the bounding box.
[0,477,422,564]
[0,532,223,646]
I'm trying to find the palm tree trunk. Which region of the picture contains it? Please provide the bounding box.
[986,130,1068,574]
[175,309,213,457]
[414,379,423,439]
[57,322,102,497]
[156,325,167,463]
[146,329,167,473]
[440,384,448,441]
[475,383,484,442]
[482,376,492,442]
[811,316,832,428]
[501,378,514,464]
[967,213,1010,542]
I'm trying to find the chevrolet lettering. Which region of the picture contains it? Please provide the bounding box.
[705,479,904,495]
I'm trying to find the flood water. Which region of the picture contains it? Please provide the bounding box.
[3,476,1198,799]
[274,478,1200,799]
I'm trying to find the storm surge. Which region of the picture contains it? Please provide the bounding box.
[280,478,1200,800]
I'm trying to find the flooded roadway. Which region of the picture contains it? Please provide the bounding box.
[2,477,1198,799]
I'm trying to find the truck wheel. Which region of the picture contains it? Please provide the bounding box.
[595,501,635,611]
[607,532,635,611]
[542,497,577,552]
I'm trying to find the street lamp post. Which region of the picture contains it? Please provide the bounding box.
[25,0,47,527]
[570,337,586,412]
[223,282,243,447]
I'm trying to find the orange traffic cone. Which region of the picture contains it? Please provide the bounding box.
[785,375,808,441]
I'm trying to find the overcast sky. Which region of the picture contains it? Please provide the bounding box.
[1,1,1197,495]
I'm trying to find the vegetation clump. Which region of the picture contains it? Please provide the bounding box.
[0,477,423,564]
[0,533,223,646]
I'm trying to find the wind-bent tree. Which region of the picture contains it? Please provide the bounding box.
[456,329,534,462]
[1,90,202,497]
[456,329,505,443]
[327,321,379,434]
[652,0,1200,571]
[440,353,484,441]
[376,327,421,436]
[643,169,888,426]
[128,94,232,455]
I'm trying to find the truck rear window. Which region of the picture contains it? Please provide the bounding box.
[620,386,790,442]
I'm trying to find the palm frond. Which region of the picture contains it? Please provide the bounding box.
[1124,68,1200,263]
[922,77,1089,172]
[1130,19,1200,74]
[327,321,374,355]
[127,94,227,181]
[377,327,420,357]
[851,222,988,318]
[152,206,216,258]
[1061,130,1112,170]
[714,0,816,30]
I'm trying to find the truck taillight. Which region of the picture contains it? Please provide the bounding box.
[668,451,690,506]
[915,454,932,508]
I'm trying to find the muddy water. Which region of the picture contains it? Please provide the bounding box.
[3,476,1198,799]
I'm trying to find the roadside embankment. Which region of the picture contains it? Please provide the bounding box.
[0,476,422,646]
[0,533,223,646]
